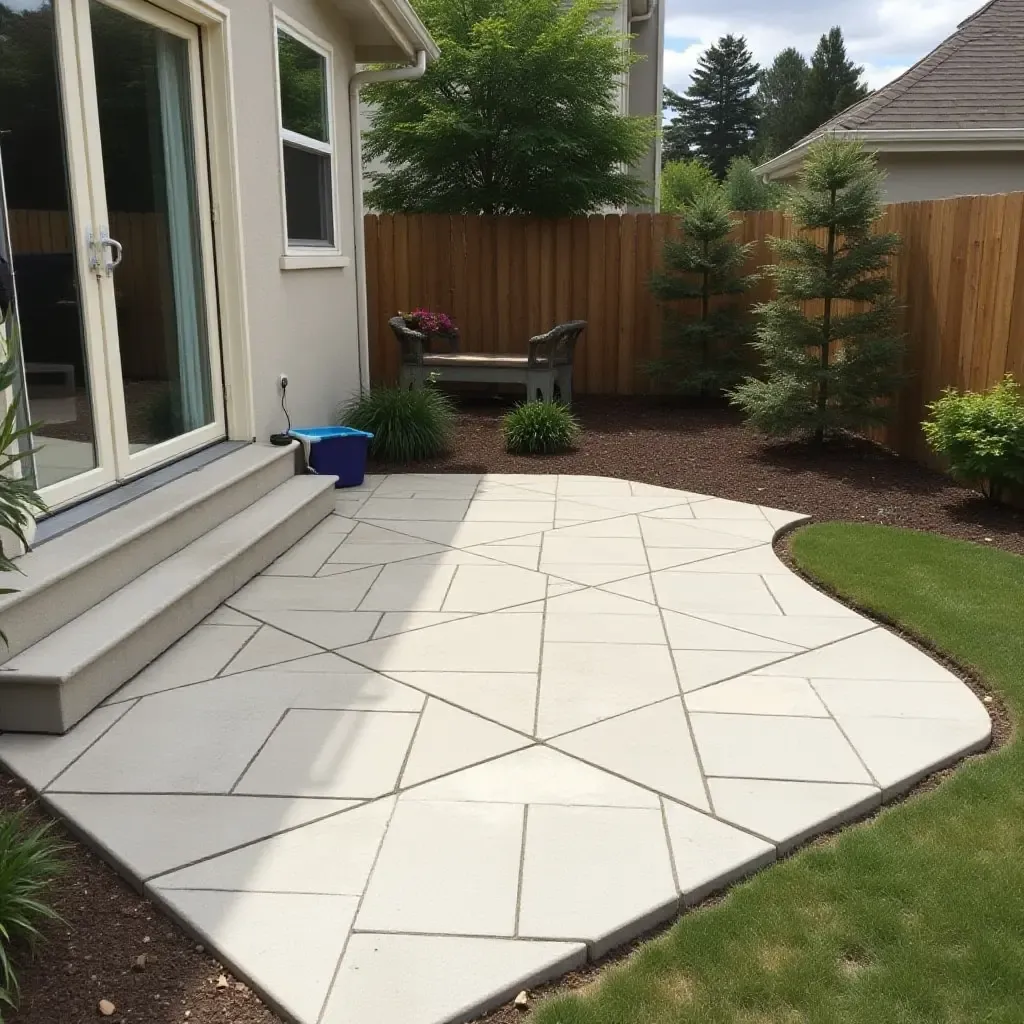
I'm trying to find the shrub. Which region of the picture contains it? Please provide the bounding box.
[502,401,580,454]
[730,138,904,444]
[722,156,781,211]
[922,375,1024,502]
[0,811,64,1016]
[660,159,718,213]
[340,383,455,462]
[646,187,756,397]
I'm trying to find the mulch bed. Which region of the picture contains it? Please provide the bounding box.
[371,396,1024,555]
[4,395,1022,1024]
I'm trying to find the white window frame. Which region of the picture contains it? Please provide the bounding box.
[272,12,344,266]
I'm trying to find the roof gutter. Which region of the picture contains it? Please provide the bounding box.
[757,127,1024,179]
[349,50,430,393]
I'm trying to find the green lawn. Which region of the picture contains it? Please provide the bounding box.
[535,524,1024,1024]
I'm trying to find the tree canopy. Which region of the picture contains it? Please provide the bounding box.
[363,0,654,216]
[803,27,869,134]
[662,35,759,179]
[755,47,810,160]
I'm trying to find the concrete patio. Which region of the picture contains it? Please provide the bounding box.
[0,473,992,1024]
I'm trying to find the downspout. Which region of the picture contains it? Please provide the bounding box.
[628,0,655,25]
[349,50,428,392]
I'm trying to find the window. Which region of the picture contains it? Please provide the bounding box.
[276,22,335,249]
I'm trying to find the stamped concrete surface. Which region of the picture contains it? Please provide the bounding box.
[0,474,992,1024]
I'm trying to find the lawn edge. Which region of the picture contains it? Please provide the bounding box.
[475,520,1013,1024]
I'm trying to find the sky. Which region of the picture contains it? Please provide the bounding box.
[663,0,986,95]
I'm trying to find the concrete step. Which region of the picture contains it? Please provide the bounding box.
[0,444,299,666]
[0,474,337,733]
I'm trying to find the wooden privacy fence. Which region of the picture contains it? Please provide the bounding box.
[365,193,1024,460]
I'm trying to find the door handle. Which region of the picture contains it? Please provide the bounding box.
[101,231,123,275]
[86,228,124,277]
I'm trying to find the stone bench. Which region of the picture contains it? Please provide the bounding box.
[389,318,586,404]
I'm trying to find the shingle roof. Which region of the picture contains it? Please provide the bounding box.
[799,0,1024,140]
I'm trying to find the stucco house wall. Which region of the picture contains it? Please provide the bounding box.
[873,151,1024,203]
[228,0,362,444]
[772,149,1024,203]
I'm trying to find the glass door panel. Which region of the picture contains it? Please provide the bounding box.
[0,0,116,505]
[86,0,223,469]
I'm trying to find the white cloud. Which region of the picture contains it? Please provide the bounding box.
[663,0,982,93]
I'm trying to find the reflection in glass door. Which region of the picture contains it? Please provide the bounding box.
[87,0,220,465]
[0,0,224,511]
[0,0,113,501]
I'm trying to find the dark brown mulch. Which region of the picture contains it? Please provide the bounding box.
[4,395,1022,1024]
[372,395,1024,555]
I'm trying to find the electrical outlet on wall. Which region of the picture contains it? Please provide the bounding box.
[279,373,289,390]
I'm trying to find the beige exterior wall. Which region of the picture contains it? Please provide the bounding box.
[222,0,362,443]
[773,150,1024,205]
[625,0,664,210]
[874,151,1024,204]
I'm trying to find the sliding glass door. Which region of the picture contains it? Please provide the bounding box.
[0,0,224,509]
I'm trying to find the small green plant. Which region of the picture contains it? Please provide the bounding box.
[502,400,580,455]
[922,375,1024,502]
[0,811,64,1017]
[340,382,455,462]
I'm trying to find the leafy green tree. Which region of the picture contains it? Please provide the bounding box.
[731,139,904,444]
[363,0,654,215]
[802,28,869,134]
[660,159,718,213]
[755,47,809,159]
[722,157,780,211]
[666,35,759,179]
[647,188,756,396]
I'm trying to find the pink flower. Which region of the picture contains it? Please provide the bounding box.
[403,308,456,335]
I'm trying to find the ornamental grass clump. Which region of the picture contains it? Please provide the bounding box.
[502,401,580,455]
[923,374,1024,502]
[0,811,64,1017]
[340,382,455,463]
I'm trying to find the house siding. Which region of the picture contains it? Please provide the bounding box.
[224,0,362,442]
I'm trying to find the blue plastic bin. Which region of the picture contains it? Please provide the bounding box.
[288,427,374,488]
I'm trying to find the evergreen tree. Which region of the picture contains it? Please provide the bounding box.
[646,188,756,396]
[669,36,759,178]
[363,0,653,215]
[731,139,904,444]
[660,158,718,212]
[755,47,810,159]
[802,28,869,134]
[723,157,781,211]
[662,87,691,163]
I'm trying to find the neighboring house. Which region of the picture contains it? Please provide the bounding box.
[756,0,1024,203]
[0,0,436,732]
[359,0,666,211]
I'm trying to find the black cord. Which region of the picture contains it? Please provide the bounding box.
[269,380,293,446]
[281,380,292,432]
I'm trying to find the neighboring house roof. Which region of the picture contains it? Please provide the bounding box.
[757,0,1024,178]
